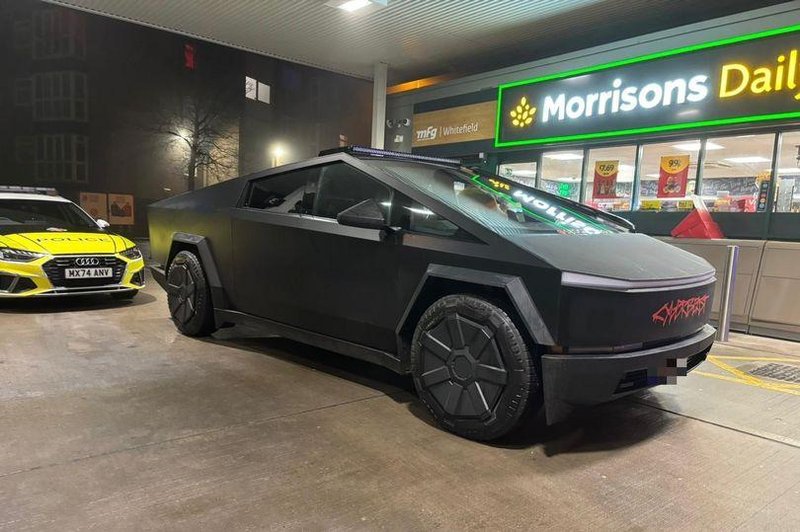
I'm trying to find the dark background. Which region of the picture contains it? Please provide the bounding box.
[0,0,373,236]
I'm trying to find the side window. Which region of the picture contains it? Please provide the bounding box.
[393,192,475,241]
[312,162,391,219]
[245,167,319,213]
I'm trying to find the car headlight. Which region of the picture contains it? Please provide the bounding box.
[0,247,46,263]
[120,246,142,260]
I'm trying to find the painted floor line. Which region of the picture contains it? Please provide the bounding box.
[694,369,800,397]
[709,354,800,363]
[632,398,800,450]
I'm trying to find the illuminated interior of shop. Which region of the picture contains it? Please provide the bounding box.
[495,128,800,214]
[539,151,582,202]
[584,145,636,212]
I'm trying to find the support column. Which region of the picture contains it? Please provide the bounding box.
[371,62,388,149]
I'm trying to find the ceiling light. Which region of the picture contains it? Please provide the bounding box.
[671,141,724,151]
[326,0,386,12]
[724,156,771,164]
[544,153,583,160]
[645,173,660,178]
[778,167,800,174]
[510,170,536,177]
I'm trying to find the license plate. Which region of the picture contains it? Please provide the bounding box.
[64,267,113,279]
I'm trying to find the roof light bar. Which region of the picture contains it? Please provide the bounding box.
[0,185,59,195]
[320,145,461,166]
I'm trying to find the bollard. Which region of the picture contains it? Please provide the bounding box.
[716,245,739,342]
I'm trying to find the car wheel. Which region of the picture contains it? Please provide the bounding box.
[111,290,137,300]
[166,250,217,337]
[411,294,540,441]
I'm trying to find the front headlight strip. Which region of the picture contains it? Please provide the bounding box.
[120,247,142,260]
[0,247,46,263]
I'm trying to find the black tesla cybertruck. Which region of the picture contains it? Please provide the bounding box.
[148,146,715,440]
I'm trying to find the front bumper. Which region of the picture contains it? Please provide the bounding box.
[0,254,145,298]
[541,324,715,424]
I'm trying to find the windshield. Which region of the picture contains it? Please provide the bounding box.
[369,160,630,236]
[0,199,98,230]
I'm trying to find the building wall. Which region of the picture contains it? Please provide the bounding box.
[0,0,373,236]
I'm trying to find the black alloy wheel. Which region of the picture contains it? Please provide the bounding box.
[166,250,216,336]
[411,294,540,441]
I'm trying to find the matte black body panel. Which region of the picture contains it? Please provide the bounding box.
[542,324,715,423]
[560,280,715,347]
[510,233,712,282]
[215,309,402,372]
[148,149,717,422]
[148,178,245,310]
[396,264,555,346]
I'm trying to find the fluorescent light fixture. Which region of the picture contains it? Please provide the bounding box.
[778,167,800,174]
[671,141,724,151]
[326,0,386,11]
[511,170,537,177]
[724,156,771,163]
[338,0,370,11]
[544,153,583,160]
[645,173,660,178]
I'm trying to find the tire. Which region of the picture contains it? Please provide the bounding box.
[411,294,540,441]
[111,290,137,300]
[166,250,217,337]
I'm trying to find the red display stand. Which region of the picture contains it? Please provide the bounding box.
[671,205,724,239]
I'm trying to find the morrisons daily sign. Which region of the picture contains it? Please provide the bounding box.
[496,24,800,148]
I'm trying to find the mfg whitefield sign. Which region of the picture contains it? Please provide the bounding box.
[496,24,800,148]
[412,101,496,147]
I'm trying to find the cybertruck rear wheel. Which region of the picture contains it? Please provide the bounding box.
[411,294,540,441]
[167,250,217,337]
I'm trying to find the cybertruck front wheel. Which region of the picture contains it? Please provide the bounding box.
[411,294,541,441]
[166,250,217,337]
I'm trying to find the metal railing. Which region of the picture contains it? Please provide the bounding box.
[716,245,739,342]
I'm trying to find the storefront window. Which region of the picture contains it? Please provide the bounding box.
[584,145,635,212]
[540,150,582,201]
[775,131,800,213]
[498,161,537,188]
[637,139,700,212]
[700,134,775,213]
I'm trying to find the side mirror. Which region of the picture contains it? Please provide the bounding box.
[96,218,111,229]
[336,198,388,231]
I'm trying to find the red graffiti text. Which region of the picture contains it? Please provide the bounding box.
[652,295,710,327]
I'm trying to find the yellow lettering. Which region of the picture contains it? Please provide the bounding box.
[790,50,798,90]
[719,64,749,98]
[751,67,773,93]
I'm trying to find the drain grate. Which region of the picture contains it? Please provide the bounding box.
[749,363,800,384]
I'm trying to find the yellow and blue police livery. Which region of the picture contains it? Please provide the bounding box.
[0,187,144,298]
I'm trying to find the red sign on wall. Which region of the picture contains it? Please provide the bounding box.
[592,160,618,199]
[658,154,690,198]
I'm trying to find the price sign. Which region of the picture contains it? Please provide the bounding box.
[658,154,690,198]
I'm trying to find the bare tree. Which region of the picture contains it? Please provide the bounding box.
[153,88,239,191]
[134,65,241,192]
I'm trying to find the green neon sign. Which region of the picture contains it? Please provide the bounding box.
[495,23,800,148]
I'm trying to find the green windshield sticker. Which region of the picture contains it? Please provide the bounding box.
[469,175,611,234]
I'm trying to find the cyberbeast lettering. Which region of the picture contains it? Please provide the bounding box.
[652,294,710,327]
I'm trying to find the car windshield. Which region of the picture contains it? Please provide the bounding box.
[368,159,630,236]
[0,199,98,229]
